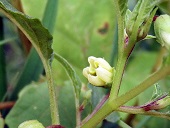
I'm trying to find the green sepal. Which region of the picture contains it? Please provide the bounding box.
[126,0,159,41]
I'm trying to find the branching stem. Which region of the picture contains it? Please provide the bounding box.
[81,65,170,128]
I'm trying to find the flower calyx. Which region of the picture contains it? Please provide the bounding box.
[141,94,170,111]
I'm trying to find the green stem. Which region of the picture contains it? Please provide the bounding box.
[117,106,170,120]
[81,101,112,128]
[109,0,127,100]
[110,54,127,100]
[76,97,81,128]
[114,1,124,51]
[81,66,170,127]
[115,66,170,106]
[45,64,60,125]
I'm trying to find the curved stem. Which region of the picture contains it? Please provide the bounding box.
[82,93,109,125]
[45,64,60,125]
[81,101,112,128]
[81,66,170,127]
[117,106,170,120]
[76,98,81,128]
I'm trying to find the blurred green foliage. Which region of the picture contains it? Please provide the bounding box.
[0,0,170,128]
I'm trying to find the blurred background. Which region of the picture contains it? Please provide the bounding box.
[0,0,170,127]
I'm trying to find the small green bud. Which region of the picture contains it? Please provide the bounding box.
[155,96,170,110]
[142,95,170,111]
[154,14,170,50]
[81,84,92,99]
[18,120,45,128]
[83,56,115,87]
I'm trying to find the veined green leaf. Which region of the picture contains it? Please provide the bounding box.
[54,53,81,98]
[0,0,59,124]
[0,0,55,101]
[0,0,53,66]
[126,0,159,41]
[5,82,51,128]
[127,0,158,27]
[6,81,76,128]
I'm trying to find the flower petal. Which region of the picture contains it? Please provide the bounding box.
[83,67,89,78]
[88,56,97,74]
[88,74,105,86]
[161,31,170,49]
[96,67,113,83]
[95,58,112,71]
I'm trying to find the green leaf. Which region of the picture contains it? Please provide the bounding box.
[0,0,59,124]
[118,0,128,18]
[1,0,55,100]
[42,0,58,34]
[126,0,159,40]
[151,84,163,100]
[0,0,55,101]
[5,82,51,128]
[8,48,43,100]
[6,81,76,128]
[57,82,76,128]
[51,0,116,85]
[89,84,107,109]
[128,0,158,25]
[54,53,81,98]
[0,0,53,66]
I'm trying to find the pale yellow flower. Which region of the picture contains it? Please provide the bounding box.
[83,56,115,87]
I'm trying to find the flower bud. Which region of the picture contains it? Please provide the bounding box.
[142,95,170,111]
[18,120,45,128]
[83,56,115,87]
[154,14,170,50]
[153,96,170,110]
[81,84,92,99]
